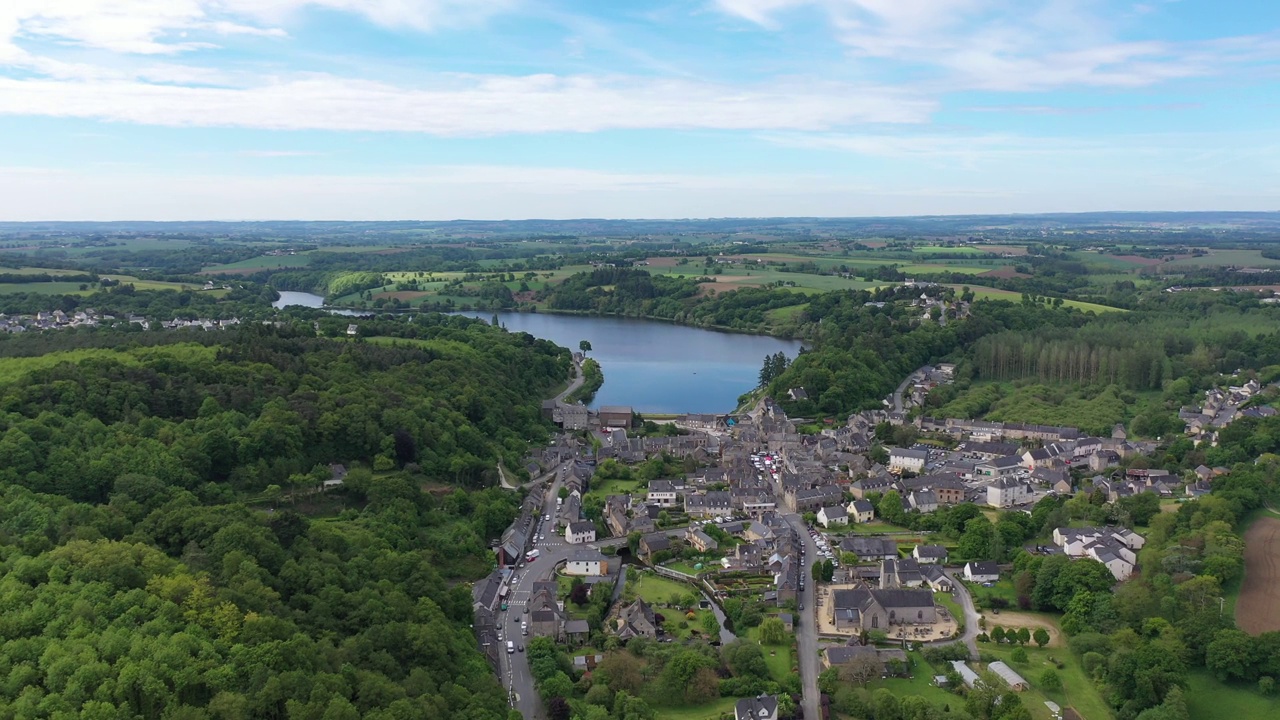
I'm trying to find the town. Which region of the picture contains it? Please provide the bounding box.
[473,361,1253,720]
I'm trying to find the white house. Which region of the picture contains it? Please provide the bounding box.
[889,448,929,474]
[986,476,1031,508]
[564,549,609,577]
[912,545,948,564]
[646,480,679,508]
[1052,526,1145,581]
[963,561,999,583]
[847,499,876,523]
[565,520,597,545]
[818,505,849,528]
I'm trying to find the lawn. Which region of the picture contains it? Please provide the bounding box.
[650,696,740,720]
[868,651,959,708]
[978,644,1112,720]
[965,579,1019,610]
[1185,669,1280,719]
[934,592,965,632]
[629,572,694,606]
[844,520,912,535]
[745,626,796,684]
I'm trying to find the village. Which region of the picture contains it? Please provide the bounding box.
[470,359,1259,720]
[0,307,242,333]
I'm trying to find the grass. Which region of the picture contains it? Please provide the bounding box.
[0,266,89,276]
[201,253,314,272]
[965,579,1019,610]
[649,696,740,720]
[629,572,694,606]
[868,651,960,708]
[978,644,1113,720]
[764,303,809,323]
[844,520,913,535]
[1163,249,1280,269]
[1184,669,1280,719]
[935,592,965,632]
[745,626,796,684]
[944,284,1125,313]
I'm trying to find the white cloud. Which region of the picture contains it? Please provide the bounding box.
[0,73,934,133]
[715,0,1279,91]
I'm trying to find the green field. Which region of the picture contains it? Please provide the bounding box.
[945,284,1125,313]
[0,273,206,296]
[978,644,1112,720]
[650,696,739,720]
[1162,249,1280,269]
[201,253,314,272]
[0,266,88,276]
[1185,670,1280,719]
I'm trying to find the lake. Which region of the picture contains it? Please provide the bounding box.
[273,291,368,316]
[460,312,803,414]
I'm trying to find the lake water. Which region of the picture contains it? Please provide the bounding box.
[273,291,369,316]
[460,312,803,413]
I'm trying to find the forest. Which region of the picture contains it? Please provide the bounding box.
[0,315,571,718]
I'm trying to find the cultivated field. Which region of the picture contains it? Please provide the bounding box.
[1238,516,1280,635]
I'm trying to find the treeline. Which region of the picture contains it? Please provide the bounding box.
[547,267,701,315]
[968,308,1280,391]
[0,474,518,718]
[0,283,274,319]
[0,316,568,502]
[0,272,96,284]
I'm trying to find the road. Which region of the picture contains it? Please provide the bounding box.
[784,513,822,720]
[890,368,922,414]
[944,570,981,659]
[555,358,586,403]
[500,359,586,492]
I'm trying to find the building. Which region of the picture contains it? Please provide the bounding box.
[688,528,719,552]
[614,599,659,640]
[830,587,937,632]
[638,532,671,563]
[685,491,733,518]
[963,561,999,583]
[912,545,948,564]
[907,489,939,513]
[565,520,597,544]
[599,405,634,428]
[988,661,1029,691]
[889,447,929,474]
[646,480,679,508]
[841,536,899,562]
[880,558,924,588]
[921,564,953,591]
[848,499,876,523]
[977,455,1025,479]
[564,549,609,576]
[951,661,981,688]
[987,476,1031,508]
[1052,526,1145,581]
[734,695,779,720]
[818,505,849,528]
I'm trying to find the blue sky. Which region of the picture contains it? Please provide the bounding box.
[0,0,1276,220]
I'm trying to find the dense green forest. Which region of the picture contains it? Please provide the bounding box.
[0,316,570,718]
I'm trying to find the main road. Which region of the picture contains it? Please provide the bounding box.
[783,513,822,720]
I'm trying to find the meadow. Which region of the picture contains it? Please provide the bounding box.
[945,284,1125,313]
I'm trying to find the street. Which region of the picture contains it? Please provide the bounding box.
[784,513,822,720]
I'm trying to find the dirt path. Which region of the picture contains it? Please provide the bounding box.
[1239,516,1280,635]
[982,611,1063,648]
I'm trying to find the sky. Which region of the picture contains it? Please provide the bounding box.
[0,0,1277,221]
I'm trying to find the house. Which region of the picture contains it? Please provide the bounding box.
[735,695,779,720]
[1053,526,1145,581]
[345,324,358,336]
[830,588,937,632]
[848,499,876,523]
[818,505,849,528]
[564,549,609,576]
[889,447,929,474]
[921,564,953,592]
[647,480,679,507]
[987,476,1031,508]
[565,520,597,544]
[963,561,999,583]
[638,533,671,563]
[615,599,659,640]
[841,537,899,562]
[912,545,948,564]
[564,619,591,646]
[688,528,719,552]
[989,661,1029,691]
[1088,450,1121,472]
[788,387,809,401]
[685,491,733,518]
[907,489,938,513]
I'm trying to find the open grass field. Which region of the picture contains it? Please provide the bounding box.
[650,696,740,720]
[745,626,795,683]
[944,284,1125,313]
[0,266,88,276]
[628,572,692,606]
[201,253,314,274]
[1185,670,1280,719]
[1237,515,1280,634]
[0,274,209,296]
[979,644,1112,720]
[1162,249,1280,269]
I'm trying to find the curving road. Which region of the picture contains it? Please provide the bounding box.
[944,569,981,660]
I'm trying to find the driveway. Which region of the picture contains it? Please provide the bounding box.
[944,569,981,660]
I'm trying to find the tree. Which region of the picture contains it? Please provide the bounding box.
[596,651,644,694]
[1011,647,1028,664]
[1206,628,1258,682]
[822,558,835,582]
[701,612,719,638]
[686,667,720,704]
[840,655,884,687]
[776,693,797,719]
[579,340,592,353]
[1033,628,1050,648]
[1038,668,1062,692]
[546,697,571,720]
[1015,627,1031,645]
[758,617,787,645]
[991,626,1006,644]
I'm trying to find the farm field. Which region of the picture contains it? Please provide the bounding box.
[0,266,88,276]
[201,253,314,274]
[944,284,1124,313]
[0,274,209,296]
[1237,515,1280,635]
[1162,249,1280,268]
